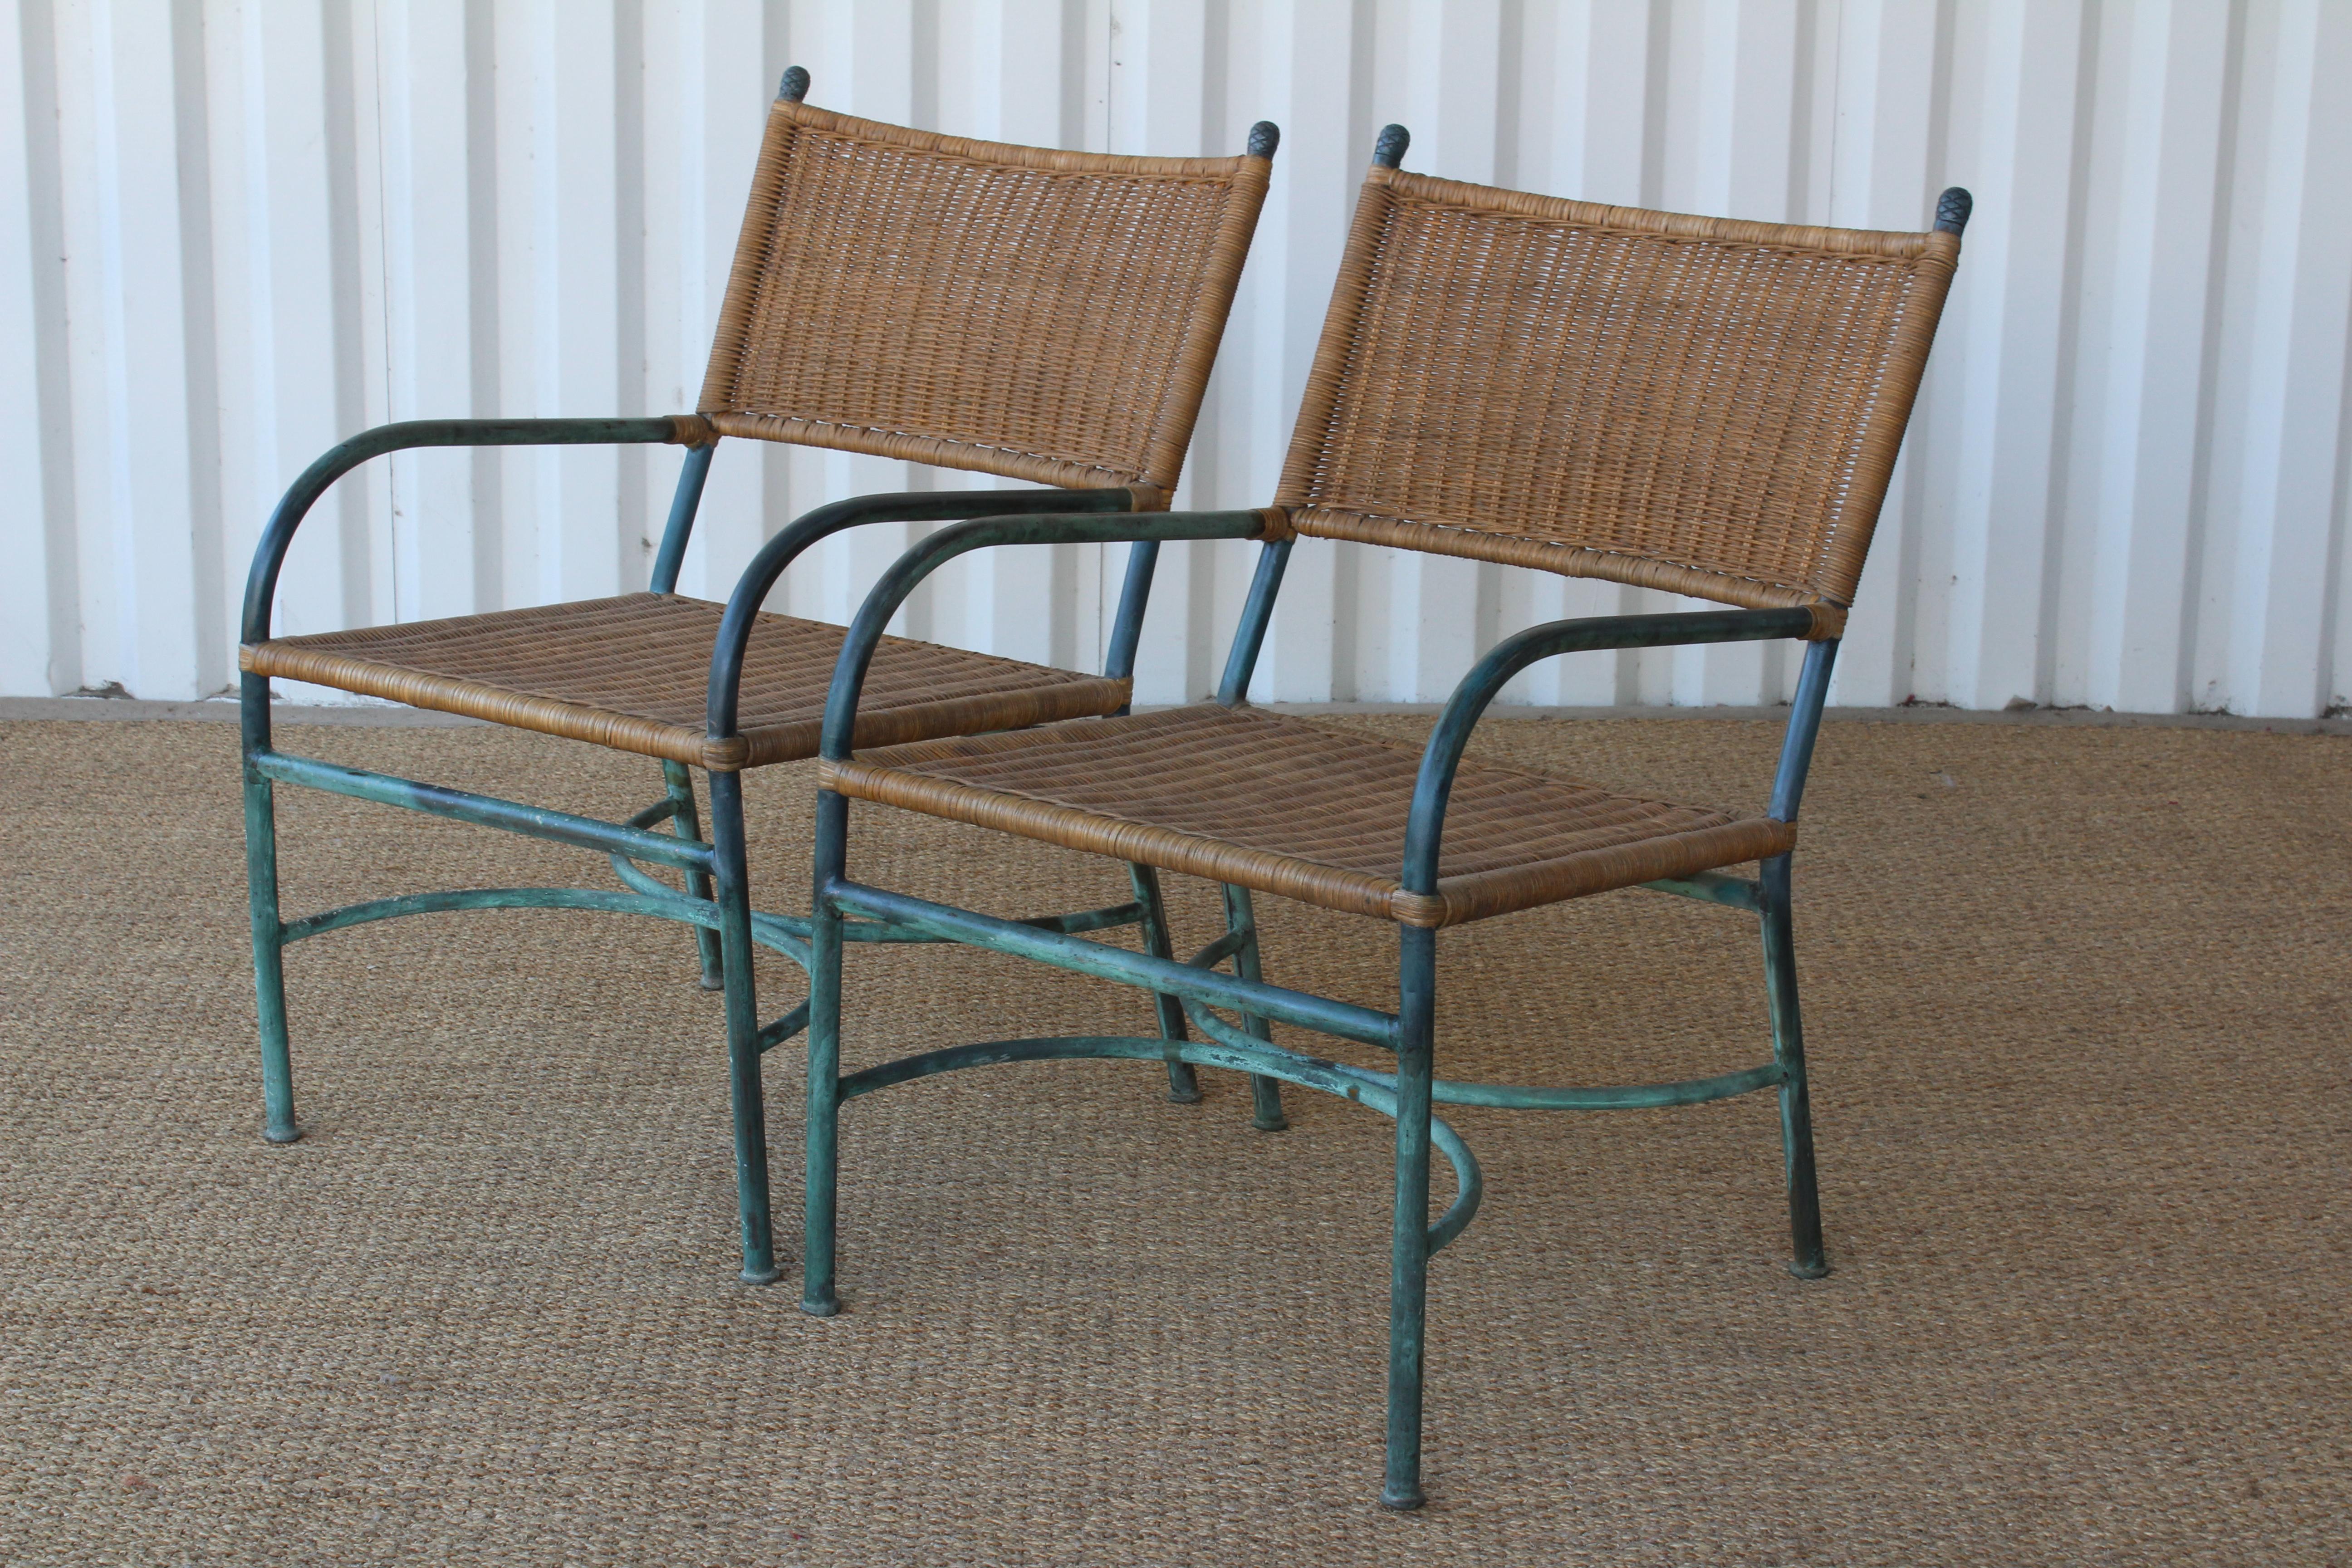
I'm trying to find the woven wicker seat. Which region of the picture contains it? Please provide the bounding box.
[827,705,1793,927]
[247,594,1128,773]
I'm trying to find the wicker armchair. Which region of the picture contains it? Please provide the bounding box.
[236,67,1277,1287]
[801,123,1970,1506]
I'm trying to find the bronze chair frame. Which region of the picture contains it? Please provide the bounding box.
[798,126,1971,1506]
[238,69,1276,1287]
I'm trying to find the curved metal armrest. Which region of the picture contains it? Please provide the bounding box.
[704,487,1151,740]
[817,509,1277,761]
[241,415,704,645]
[1400,607,1823,894]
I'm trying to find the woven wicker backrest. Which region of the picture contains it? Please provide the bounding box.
[1274,166,1962,614]
[698,94,1274,507]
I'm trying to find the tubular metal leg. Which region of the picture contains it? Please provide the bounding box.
[1129,863,1201,1103]
[1759,854,1828,1279]
[1218,884,1288,1132]
[662,759,725,990]
[802,789,847,1316]
[1383,924,1437,1510]
[243,761,301,1144]
[708,769,779,1285]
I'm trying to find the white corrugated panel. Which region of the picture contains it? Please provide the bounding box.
[3,0,2347,716]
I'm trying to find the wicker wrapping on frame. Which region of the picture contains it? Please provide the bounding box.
[1274,167,1961,621]
[243,596,1131,773]
[699,99,1274,505]
[824,706,1795,928]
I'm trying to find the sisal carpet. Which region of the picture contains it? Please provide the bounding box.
[0,712,2344,1565]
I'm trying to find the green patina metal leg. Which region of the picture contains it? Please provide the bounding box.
[803,789,848,1316]
[801,900,842,1315]
[708,770,779,1285]
[1128,864,1201,1103]
[1218,884,1288,1132]
[1383,924,1437,1510]
[662,760,725,990]
[242,754,301,1145]
[1759,854,1828,1280]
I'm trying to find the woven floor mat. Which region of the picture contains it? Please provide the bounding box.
[0,714,2344,1565]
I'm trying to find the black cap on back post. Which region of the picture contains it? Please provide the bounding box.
[1935,187,1973,235]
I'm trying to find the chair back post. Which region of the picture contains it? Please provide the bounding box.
[1103,540,1160,686]
[1757,194,1965,828]
[1264,123,1406,701]
[1103,121,1282,693]
[647,439,717,595]
[1214,539,1294,704]
[1208,122,1393,708]
[1761,191,1966,828]
[1768,637,1841,823]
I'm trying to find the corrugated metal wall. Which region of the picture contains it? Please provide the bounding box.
[4,1,2348,715]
